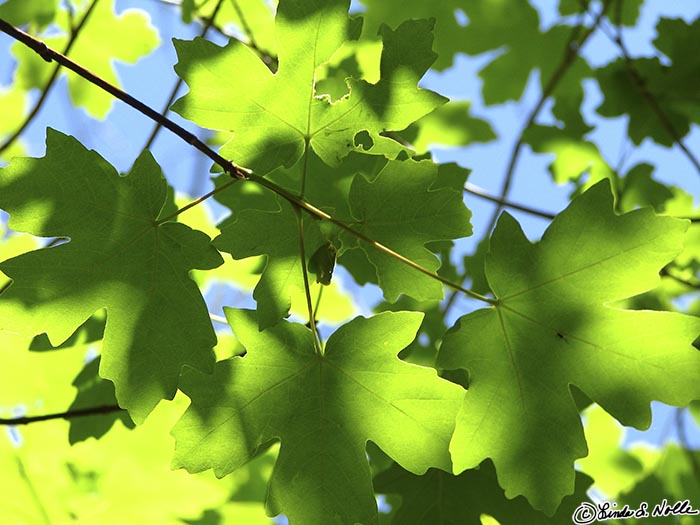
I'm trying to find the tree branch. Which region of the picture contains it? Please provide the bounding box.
[444,4,610,319]
[0,0,101,156]
[484,0,610,235]
[0,19,495,306]
[0,405,124,426]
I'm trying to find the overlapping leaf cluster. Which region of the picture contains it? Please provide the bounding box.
[0,0,699,524]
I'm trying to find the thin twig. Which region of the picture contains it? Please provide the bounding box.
[605,1,700,177]
[464,182,556,220]
[15,456,51,525]
[0,19,495,306]
[230,0,259,53]
[297,209,323,354]
[142,0,226,150]
[444,3,610,318]
[152,0,278,70]
[0,405,124,426]
[297,146,323,354]
[0,0,101,156]
[675,408,700,481]
[484,0,610,235]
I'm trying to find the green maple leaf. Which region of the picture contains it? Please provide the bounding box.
[11,0,159,119]
[171,0,445,174]
[0,129,222,423]
[374,461,593,525]
[172,309,465,525]
[436,180,700,514]
[343,158,472,302]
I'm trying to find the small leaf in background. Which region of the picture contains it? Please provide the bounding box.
[0,0,59,28]
[374,461,593,525]
[576,405,660,500]
[307,240,337,285]
[524,125,613,185]
[400,102,496,154]
[358,0,468,71]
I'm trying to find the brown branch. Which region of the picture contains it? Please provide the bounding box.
[249,172,496,304]
[484,1,611,235]
[0,20,495,305]
[464,182,556,220]
[0,405,124,426]
[156,178,237,224]
[0,0,101,156]
[0,18,251,180]
[142,0,226,150]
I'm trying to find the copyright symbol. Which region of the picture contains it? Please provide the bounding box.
[572,502,597,524]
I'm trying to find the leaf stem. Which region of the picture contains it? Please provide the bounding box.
[297,145,323,354]
[296,209,323,354]
[152,0,278,70]
[210,312,228,324]
[142,0,226,151]
[0,0,101,156]
[0,405,124,426]
[155,178,237,224]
